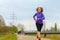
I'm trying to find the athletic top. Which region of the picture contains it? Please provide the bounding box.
[33,12,45,24]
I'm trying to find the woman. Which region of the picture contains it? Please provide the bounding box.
[33,7,45,40]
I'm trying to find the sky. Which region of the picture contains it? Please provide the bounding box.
[0,0,60,31]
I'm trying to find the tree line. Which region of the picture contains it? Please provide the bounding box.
[0,25,18,34]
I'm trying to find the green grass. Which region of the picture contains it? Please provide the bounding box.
[25,33,60,40]
[46,34,60,40]
[0,33,17,40]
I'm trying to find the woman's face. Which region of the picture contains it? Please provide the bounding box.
[37,8,41,12]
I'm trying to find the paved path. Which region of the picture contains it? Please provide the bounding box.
[17,34,50,40]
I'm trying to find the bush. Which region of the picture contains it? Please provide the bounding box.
[12,25,18,33]
[0,25,18,33]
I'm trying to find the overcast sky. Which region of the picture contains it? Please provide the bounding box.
[0,0,60,31]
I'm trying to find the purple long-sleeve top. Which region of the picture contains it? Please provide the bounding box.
[33,12,45,24]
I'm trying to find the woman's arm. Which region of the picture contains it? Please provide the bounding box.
[41,13,45,20]
[33,13,37,21]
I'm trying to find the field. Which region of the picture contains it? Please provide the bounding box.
[0,33,17,40]
[46,34,60,40]
[25,33,60,40]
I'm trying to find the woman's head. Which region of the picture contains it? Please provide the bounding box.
[36,7,43,12]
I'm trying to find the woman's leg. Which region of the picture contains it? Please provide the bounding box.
[37,23,43,38]
[37,31,40,38]
[36,23,43,40]
[37,31,41,40]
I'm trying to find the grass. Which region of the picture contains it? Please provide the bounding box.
[25,33,60,40]
[46,34,60,40]
[0,33,17,40]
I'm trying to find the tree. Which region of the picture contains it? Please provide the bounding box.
[50,23,57,31]
[0,27,7,33]
[0,15,6,27]
[54,23,57,31]
[12,25,18,33]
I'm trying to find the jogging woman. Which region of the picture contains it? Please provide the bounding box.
[33,7,45,40]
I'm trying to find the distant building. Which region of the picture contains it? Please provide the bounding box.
[0,15,5,27]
